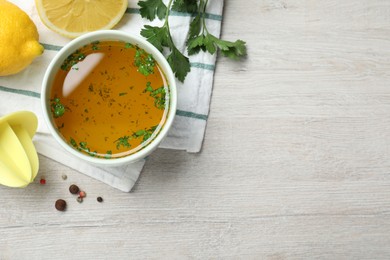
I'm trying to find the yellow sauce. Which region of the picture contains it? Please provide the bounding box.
[50,40,169,159]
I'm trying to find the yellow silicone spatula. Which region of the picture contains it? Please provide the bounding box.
[0,111,39,187]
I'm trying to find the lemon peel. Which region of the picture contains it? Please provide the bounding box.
[0,0,44,76]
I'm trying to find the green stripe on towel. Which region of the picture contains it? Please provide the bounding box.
[190,62,215,71]
[0,86,40,98]
[125,8,140,14]
[169,10,222,21]
[40,43,62,51]
[126,8,222,21]
[176,110,208,120]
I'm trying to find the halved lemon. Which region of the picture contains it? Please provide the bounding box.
[35,0,128,38]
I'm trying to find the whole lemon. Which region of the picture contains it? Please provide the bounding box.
[0,0,44,76]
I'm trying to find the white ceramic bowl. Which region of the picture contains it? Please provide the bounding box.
[41,30,177,166]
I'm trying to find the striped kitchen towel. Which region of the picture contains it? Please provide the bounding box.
[0,0,223,192]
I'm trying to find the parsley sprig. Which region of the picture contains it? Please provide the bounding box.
[138,0,246,82]
[140,0,190,82]
[186,0,247,59]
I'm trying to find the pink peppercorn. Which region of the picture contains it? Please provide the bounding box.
[40,178,46,185]
[79,191,86,198]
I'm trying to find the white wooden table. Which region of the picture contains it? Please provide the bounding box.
[1,0,390,258]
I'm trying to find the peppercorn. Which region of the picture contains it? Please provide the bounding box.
[79,191,86,198]
[97,197,103,203]
[77,197,83,203]
[61,174,67,180]
[69,184,80,194]
[55,199,66,211]
[40,178,46,185]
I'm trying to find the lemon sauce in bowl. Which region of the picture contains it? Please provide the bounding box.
[49,40,170,159]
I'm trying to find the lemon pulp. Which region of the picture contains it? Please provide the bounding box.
[35,0,128,38]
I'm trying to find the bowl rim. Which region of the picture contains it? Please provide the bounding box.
[41,30,177,166]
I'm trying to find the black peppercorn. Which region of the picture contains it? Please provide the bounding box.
[69,184,80,194]
[97,197,103,203]
[55,199,67,211]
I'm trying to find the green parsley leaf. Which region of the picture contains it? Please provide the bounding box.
[144,82,166,109]
[115,136,131,149]
[125,42,134,49]
[132,126,158,143]
[79,142,87,149]
[187,31,247,60]
[204,34,216,54]
[105,150,112,159]
[51,98,66,118]
[187,35,206,55]
[143,132,152,141]
[171,0,198,13]
[188,14,202,40]
[70,138,77,147]
[140,25,170,52]
[144,82,152,91]
[88,151,97,157]
[219,39,247,60]
[61,52,86,71]
[138,0,167,20]
[167,47,191,82]
[53,103,65,118]
[134,130,146,137]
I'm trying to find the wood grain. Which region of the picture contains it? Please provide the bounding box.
[1,0,390,259]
